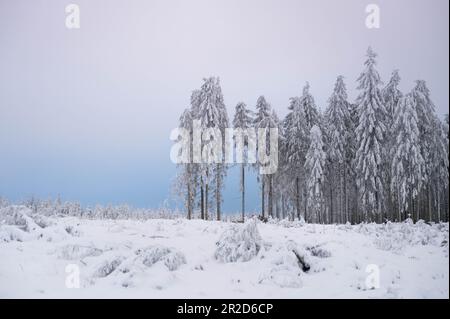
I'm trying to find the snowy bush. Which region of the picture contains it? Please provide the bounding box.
[259,261,303,288]
[32,214,54,228]
[306,244,332,258]
[214,218,262,263]
[0,225,29,242]
[0,206,39,232]
[258,241,312,288]
[356,219,446,253]
[64,225,81,237]
[93,255,126,277]
[56,244,103,260]
[0,197,9,208]
[134,245,186,271]
[0,206,85,243]
[163,251,188,271]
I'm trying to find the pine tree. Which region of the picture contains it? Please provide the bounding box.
[283,96,310,220]
[173,92,201,219]
[411,80,440,221]
[381,70,403,221]
[212,78,229,221]
[391,94,424,221]
[267,109,282,219]
[382,70,403,125]
[254,96,274,218]
[426,116,449,222]
[300,82,320,129]
[354,47,387,222]
[305,125,326,223]
[233,102,254,222]
[196,77,229,220]
[325,76,352,223]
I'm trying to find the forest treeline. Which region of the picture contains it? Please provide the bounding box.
[174,47,449,224]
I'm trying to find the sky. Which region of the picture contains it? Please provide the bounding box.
[0,0,448,212]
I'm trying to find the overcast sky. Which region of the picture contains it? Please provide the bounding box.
[0,0,448,211]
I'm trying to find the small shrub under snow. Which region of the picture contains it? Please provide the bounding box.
[93,255,126,277]
[56,244,103,260]
[356,219,446,253]
[258,241,310,288]
[214,218,262,263]
[0,225,29,242]
[134,245,186,271]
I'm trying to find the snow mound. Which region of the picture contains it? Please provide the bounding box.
[134,245,186,271]
[0,206,40,232]
[56,244,103,260]
[0,206,80,243]
[306,244,332,258]
[356,220,446,252]
[93,255,126,277]
[0,225,30,242]
[214,218,262,263]
[277,218,305,228]
[258,241,313,288]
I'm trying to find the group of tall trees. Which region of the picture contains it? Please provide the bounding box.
[174,47,449,224]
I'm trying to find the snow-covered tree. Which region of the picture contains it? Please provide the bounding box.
[173,108,198,219]
[391,94,424,221]
[425,116,449,222]
[325,76,353,223]
[196,77,229,220]
[305,125,326,223]
[382,70,403,125]
[267,109,282,219]
[381,70,403,221]
[354,47,387,221]
[254,96,277,218]
[411,80,446,221]
[411,80,435,184]
[283,96,310,220]
[300,82,320,129]
[170,48,449,224]
[233,102,254,221]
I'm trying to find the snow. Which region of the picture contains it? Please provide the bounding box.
[0,206,448,298]
[214,218,262,263]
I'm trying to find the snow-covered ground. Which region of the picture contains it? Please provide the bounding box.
[0,205,448,299]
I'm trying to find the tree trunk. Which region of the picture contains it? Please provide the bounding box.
[304,187,308,222]
[276,195,280,219]
[296,177,300,220]
[261,176,265,218]
[187,182,192,220]
[216,165,221,221]
[205,168,209,220]
[205,183,208,220]
[268,175,273,218]
[437,181,441,222]
[428,185,432,222]
[200,183,204,220]
[330,182,334,224]
[340,169,342,223]
[241,163,245,222]
[397,185,401,222]
[344,166,348,223]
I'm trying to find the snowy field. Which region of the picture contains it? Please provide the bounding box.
[0,205,448,299]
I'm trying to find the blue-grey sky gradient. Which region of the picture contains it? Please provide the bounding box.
[0,0,448,211]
